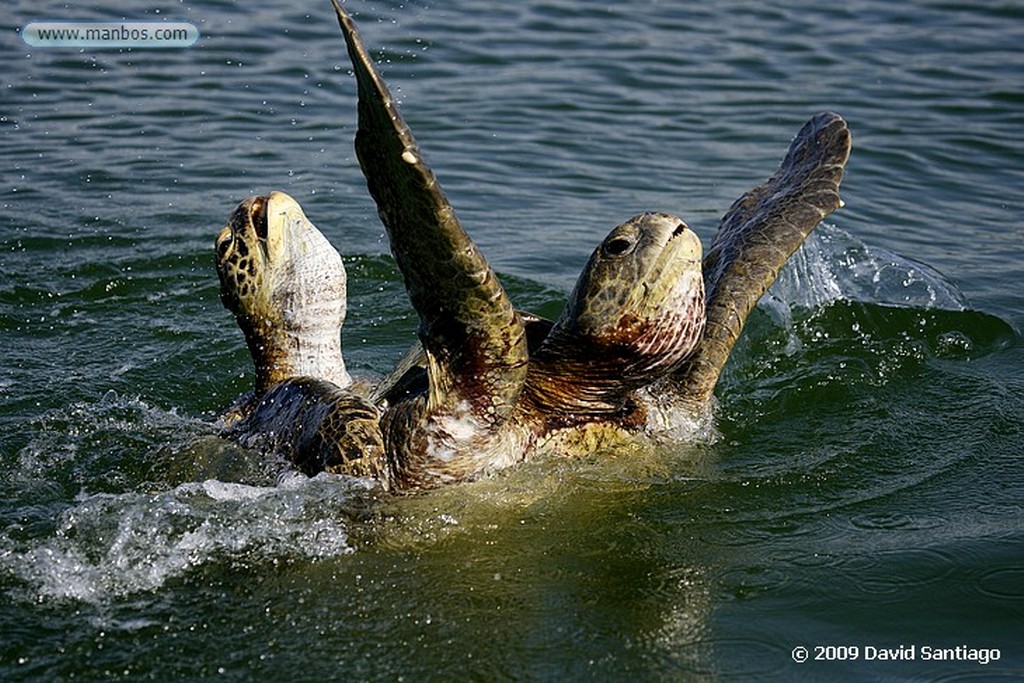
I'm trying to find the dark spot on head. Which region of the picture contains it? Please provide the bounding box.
[236,238,249,257]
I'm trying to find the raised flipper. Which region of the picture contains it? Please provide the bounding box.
[331,0,527,421]
[671,112,852,406]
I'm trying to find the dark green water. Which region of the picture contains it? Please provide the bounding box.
[2,0,1022,680]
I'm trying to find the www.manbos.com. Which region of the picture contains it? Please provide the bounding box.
[22,21,199,48]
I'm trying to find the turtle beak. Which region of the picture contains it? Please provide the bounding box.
[235,194,271,261]
[264,191,323,260]
[668,221,701,262]
[644,219,701,292]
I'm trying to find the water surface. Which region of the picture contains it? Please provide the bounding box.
[2,0,1022,680]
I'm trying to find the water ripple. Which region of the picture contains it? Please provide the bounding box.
[2,0,1022,678]
[977,567,1024,601]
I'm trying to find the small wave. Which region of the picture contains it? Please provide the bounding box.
[764,222,968,319]
[6,390,216,502]
[0,473,378,605]
[721,222,1016,392]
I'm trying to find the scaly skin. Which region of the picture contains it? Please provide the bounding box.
[215,191,352,395]
[332,3,708,488]
[333,0,530,488]
[663,112,851,414]
[214,191,388,485]
[329,3,852,488]
[524,212,705,420]
[213,4,856,489]
[225,376,388,481]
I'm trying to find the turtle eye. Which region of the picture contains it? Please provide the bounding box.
[604,235,636,257]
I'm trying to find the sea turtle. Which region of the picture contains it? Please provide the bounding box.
[214,190,388,481]
[330,0,851,489]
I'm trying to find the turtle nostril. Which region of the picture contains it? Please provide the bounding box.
[216,230,233,258]
[251,197,268,240]
[672,222,688,237]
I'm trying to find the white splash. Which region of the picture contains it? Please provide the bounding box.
[1,474,373,605]
[764,223,968,316]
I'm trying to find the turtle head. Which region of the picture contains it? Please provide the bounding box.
[215,191,352,393]
[563,212,705,375]
[528,212,705,415]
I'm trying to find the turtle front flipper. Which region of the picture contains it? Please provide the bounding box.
[670,112,852,408]
[331,2,528,485]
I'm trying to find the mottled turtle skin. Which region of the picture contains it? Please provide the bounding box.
[214,191,388,482]
[330,1,851,489]
[376,211,707,488]
[215,191,351,396]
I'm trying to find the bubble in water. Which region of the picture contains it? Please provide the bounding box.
[935,330,974,358]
